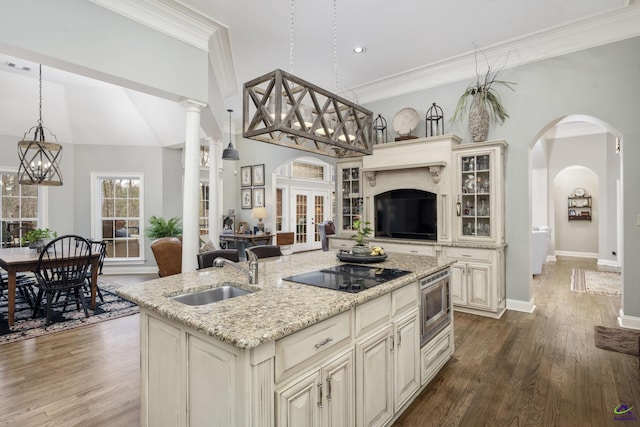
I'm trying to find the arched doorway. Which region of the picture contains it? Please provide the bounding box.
[273,156,335,253]
[529,114,623,296]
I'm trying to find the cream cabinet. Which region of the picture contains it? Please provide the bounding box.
[421,325,454,386]
[355,325,394,427]
[445,246,505,318]
[452,140,506,244]
[392,310,420,411]
[337,160,363,232]
[276,349,354,427]
[355,283,420,427]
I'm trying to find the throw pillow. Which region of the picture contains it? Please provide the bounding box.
[199,240,215,253]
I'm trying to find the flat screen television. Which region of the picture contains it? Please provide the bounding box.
[375,189,437,241]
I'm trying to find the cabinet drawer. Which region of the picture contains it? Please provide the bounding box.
[392,282,418,318]
[446,247,492,262]
[355,293,391,338]
[380,242,436,257]
[421,327,453,385]
[275,311,352,381]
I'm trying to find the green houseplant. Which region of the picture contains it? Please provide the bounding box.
[351,219,373,255]
[22,228,58,251]
[143,216,183,239]
[450,50,515,142]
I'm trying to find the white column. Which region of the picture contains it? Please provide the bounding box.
[207,137,222,248]
[182,100,207,273]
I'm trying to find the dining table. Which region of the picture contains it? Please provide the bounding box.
[0,247,100,327]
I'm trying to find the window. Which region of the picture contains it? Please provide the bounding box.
[92,174,143,261]
[0,172,38,247]
[292,161,325,180]
[200,182,209,235]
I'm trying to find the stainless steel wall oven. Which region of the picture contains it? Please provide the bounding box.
[420,268,451,347]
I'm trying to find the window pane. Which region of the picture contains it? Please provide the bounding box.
[115,199,128,217]
[129,179,140,198]
[22,198,38,218]
[128,199,139,217]
[292,162,324,180]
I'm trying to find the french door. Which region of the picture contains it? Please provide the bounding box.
[291,189,328,252]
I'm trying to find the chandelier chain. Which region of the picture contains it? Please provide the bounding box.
[289,0,295,72]
[38,64,43,125]
[333,0,338,93]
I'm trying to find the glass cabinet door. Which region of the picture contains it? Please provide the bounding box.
[340,166,362,231]
[460,154,491,238]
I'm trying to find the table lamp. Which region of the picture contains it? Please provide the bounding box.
[252,207,268,235]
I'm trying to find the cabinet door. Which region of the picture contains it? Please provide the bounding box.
[355,326,393,427]
[277,369,322,427]
[323,351,354,427]
[467,262,492,310]
[393,311,420,411]
[449,262,467,306]
[337,162,362,232]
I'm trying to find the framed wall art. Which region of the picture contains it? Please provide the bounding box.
[252,164,265,186]
[241,166,252,187]
[241,188,252,209]
[253,187,265,208]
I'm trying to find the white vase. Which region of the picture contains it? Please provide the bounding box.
[469,93,489,142]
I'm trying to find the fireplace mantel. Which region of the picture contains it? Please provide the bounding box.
[360,134,461,185]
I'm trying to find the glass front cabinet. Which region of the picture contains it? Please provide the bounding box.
[452,141,506,244]
[337,161,362,232]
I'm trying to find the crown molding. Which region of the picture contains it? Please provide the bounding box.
[353,5,640,104]
[90,0,237,97]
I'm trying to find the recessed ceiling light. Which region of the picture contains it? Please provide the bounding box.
[353,46,366,54]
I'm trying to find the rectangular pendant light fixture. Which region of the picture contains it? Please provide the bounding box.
[243,69,373,158]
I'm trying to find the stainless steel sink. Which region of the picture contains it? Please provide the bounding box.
[170,286,253,306]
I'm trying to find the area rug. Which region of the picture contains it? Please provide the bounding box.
[0,280,138,345]
[594,325,640,356]
[570,268,622,296]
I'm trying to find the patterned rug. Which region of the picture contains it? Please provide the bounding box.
[570,268,622,296]
[0,280,138,345]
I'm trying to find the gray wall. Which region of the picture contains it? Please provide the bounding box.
[365,36,640,318]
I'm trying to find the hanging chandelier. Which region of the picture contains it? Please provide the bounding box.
[222,108,239,160]
[242,0,373,158]
[18,64,63,186]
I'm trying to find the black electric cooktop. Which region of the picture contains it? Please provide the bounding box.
[283,264,411,293]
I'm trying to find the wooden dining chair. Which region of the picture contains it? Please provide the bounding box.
[86,240,107,302]
[197,249,240,269]
[245,245,282,259]
[32,235,92,325]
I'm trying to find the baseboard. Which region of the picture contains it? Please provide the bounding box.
[597,258,620,269]
[545,255,557,263]
[506,297,536,314]
[554,250,597,259]
[617,309,640,330]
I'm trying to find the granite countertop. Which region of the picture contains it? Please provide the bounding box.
[117,250,448,350]
[329,235,508,250]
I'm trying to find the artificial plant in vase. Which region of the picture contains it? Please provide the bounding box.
[350,218,373,256]
[450,49,515,142]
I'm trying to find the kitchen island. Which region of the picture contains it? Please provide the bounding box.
[118,250,454,427]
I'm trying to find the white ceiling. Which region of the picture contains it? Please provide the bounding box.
[0,0,634,147]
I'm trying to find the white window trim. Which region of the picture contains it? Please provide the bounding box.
[90,172,145,264]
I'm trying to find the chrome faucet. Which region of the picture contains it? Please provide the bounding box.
[213,251,259,284]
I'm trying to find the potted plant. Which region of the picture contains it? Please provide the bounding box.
[351,218,373,256]
[22,228,58,252]
[143,216,183,239]
[450,49,515,142]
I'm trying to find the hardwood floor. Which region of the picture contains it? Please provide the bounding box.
[0,259,637,426]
